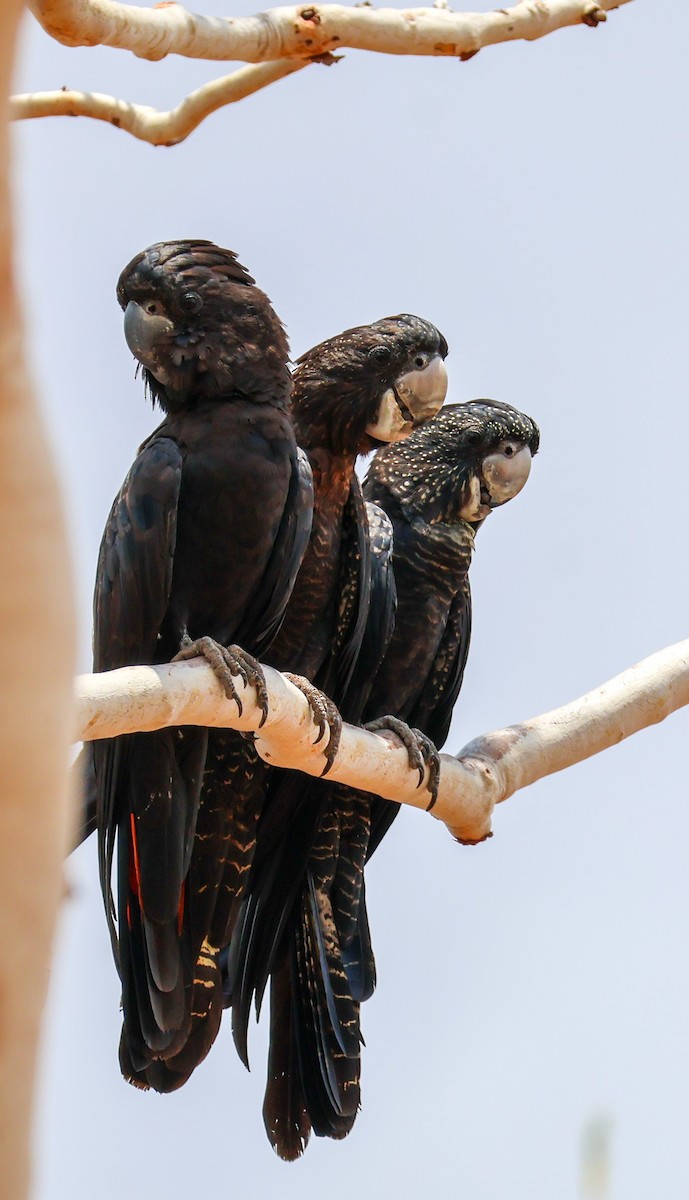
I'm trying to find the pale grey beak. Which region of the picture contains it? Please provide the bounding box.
[123,300,175,384]
[482,444,533,506]
[458,444,533,522]
[366,353,448,443]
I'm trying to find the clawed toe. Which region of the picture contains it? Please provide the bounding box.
[284,674,343,775]
[227,645,269,725]
[173,636,269,726]
[365,716,424,783]
[365,716,440,806]
[414,729,441,810]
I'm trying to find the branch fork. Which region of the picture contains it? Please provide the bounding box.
[15,0,634,144]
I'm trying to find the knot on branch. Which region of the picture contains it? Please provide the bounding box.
[582,3,607,25]
[454,829,494,847]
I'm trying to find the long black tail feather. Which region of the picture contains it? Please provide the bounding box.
[263,940,312,1160]
[247,792,378,1155]
[226,772,330,1065]
[291,897,360,1138]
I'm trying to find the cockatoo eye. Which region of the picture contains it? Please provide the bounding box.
[179,291,202,314]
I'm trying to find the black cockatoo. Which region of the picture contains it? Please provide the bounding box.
[92,240,313,1085]
[222,318,449,1155]
[362,398,539,851]
[122,313,449,1095]
[250,398,539,1159]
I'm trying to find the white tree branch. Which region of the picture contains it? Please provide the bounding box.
[16,1,633,141]
[10,59,311,145]
[75,638,689,845]
[0,5,76,1197]
[28,0,632,63]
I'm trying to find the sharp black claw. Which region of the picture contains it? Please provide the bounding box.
[409,727,441,810]
[227,644,268,725]
[172,636,268,724]
[426,767,441,808]
[425,767,440,810]
[310,712,327,746]
[320,716,342,776]
[365,716,440,801]
[284,674,342,773]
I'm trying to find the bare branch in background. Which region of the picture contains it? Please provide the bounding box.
[75,638,689,845]
[10,59,311,145]
[16,0,634,140]
[29,0,632,63]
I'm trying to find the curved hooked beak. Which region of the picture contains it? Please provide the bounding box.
[123,300,175,384]
[458,445,533,522]
[366,354,448,443]
[482,444,533,507]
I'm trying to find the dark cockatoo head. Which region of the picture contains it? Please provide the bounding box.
[116,240,291,412]
[291,314,449,456]
[365,399,539,526]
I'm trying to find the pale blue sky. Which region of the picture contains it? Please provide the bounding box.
[13,3,689,1196]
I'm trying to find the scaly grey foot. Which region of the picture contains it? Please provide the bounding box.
[284,674,343,776]
[365,716,441,808]
[173,635,269,727]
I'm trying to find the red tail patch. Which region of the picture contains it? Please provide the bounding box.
[129,813,143,907]
[177,878,186,936]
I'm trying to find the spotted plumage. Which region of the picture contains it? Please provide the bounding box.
[363,398,539,849]
[274,399,539,1136]
[257,398,538,1140]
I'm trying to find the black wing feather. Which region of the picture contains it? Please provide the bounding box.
[140,442,312,1084]
[93,437,182,672]
[233,445,313,657]
[338,501,396,719]
[93,437,209,1066]
[411,578,472,748]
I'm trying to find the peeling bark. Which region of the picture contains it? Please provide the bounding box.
[29,0,632,63]
[16,0,634,141]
